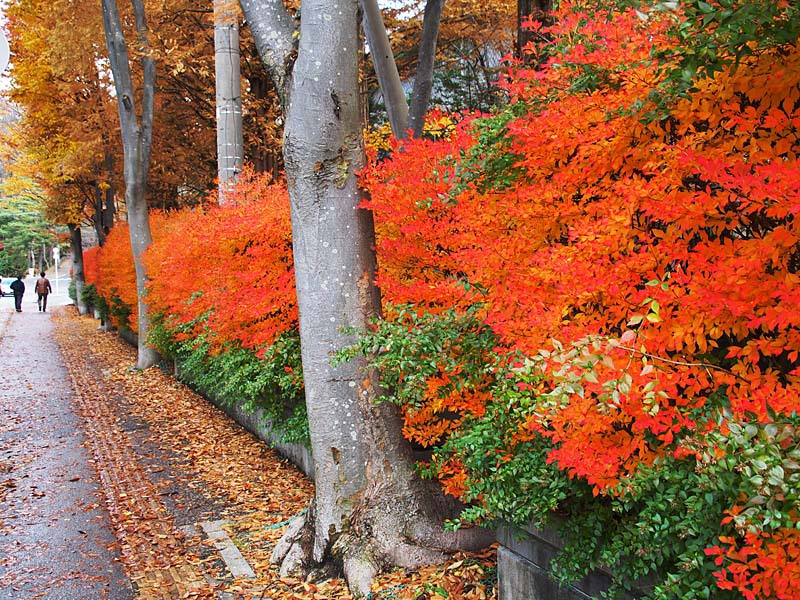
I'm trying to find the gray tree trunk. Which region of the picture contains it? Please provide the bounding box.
[408,0,445,138]
[94,183,106,246]
[69,223,88,315]
[103,149,116,232]
[361,0,408,138]
[362,0,445,140]
[214,0,244,202]
[240,0,492,596]
[239,0,295,108]
[94,148,116,246]
[100,0,158,369]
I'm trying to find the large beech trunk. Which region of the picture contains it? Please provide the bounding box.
[101,0,158,369]
[240,0,492,596]
[281,0,380,562]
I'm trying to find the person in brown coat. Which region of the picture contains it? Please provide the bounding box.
[35,272,52,312]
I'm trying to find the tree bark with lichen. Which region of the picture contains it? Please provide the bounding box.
[239,0,493,596]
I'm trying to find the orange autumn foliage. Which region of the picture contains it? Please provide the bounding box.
[85,168,296,352]
[707,525,800,600]
[143,169,296,354]
[86,223,140,330]
[88,3,800,499]
[363,9,800,487]
[360,3,800,595]
[82,246,101,292]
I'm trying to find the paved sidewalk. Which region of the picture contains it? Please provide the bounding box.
[0,305,134,599]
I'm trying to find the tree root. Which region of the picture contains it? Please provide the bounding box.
[270,505,316,578]
[271,480,494,598]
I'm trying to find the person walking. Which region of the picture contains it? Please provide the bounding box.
[35,271,52,312]
[10,275,24,312]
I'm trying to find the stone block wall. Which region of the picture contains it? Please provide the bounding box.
[498,524,645,600]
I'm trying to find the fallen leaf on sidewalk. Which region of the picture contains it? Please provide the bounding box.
[52,308,499,600]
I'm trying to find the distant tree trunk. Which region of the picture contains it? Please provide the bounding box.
[95,148,116,246]
[94,183,106,246]
[408,0,445,138]
[101,0,158,369]
[240,0,493,596]
[69,223,88,315]
[103,149,116,232]
[249,75,268,173]
[247,74,282,179]
[516,0,551,62]
[215,0,244,203]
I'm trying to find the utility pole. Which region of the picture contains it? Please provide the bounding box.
[214,0,243,203]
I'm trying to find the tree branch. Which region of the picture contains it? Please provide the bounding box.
[409,0,445,138]
[615,344,746,381]
[239,0,296,106]
[131,0,156,186]
[361,0,408,138]
[101,0,137,161]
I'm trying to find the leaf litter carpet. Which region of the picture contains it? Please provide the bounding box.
[53,309,497,599]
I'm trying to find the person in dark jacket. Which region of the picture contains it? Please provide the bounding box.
[10,275,24,312]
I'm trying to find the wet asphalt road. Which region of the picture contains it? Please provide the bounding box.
[0,291,134,599]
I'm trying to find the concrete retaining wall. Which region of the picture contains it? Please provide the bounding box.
[498,524,645,600]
